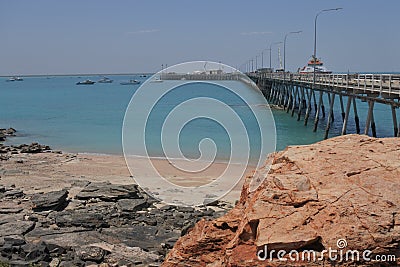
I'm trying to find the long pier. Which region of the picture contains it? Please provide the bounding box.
[251,72,400,138]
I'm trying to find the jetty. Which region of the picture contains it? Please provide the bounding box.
[250,72,400,139]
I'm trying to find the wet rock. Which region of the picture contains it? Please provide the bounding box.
[75,182,141,201]
[31,189,69,212]
[19,143,51,153]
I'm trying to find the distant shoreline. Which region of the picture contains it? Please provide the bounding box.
[0,72,155,78]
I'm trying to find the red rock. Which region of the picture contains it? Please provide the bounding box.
[163,135,400,266]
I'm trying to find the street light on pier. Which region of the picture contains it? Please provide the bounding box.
[269,41,283,71]
[312,7,343,131]
[313,8,343,85]
[283,31,302,80]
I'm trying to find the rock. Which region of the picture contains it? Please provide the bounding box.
[20,242,50,262]
[163,135,400,266]
[31,189,69,211]
[53,210,108,229]
[4,235,25,246]
[75,246,106,263]
[0,221,35,237]
[117,198,150,212]
[75,182,141,201]
[20,143,51,153]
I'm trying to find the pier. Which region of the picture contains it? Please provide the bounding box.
[250,72,400,138]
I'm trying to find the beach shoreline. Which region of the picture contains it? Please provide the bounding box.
[0,145,252,204]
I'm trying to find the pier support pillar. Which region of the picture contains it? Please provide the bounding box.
[291,86,299,116]
[371,109,377,137]
[324,93,336,139]
[313,91,324,132]
[364,100,375,135]
[353,98,360,134]
[391,105,398,137]
[297,87,305,121]
[341,96,353,135]
[304,88,313,125]
[339,94,345,121]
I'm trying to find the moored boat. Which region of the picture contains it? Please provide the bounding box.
[6,76,23,82]
[76,79,95,85]
[120,79,141,85]
[98,77,113,83]
[299,57,332,74]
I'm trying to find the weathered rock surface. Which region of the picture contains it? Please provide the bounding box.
[0,179,229,266]
[164,135,400,266]
[31,189,69,211]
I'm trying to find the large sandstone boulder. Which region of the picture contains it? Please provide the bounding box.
[163,135,400,266]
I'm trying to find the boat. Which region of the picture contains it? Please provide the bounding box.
[139,74,147,78]
[76,79,95,85]
[6,76,23,82]
[120,80,141,85]
[299,57,332,74]
[98,77,113,83]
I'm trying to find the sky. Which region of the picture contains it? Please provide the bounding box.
[1,0,399,75]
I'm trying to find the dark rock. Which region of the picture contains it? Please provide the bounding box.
[3,189,23,198]
[21,242,50,262]
[31,189,69,212]
[101,225,180,254]
[117,198,149,212]
[0,207,23,214]
[0,221,35,237]
[75,182,141,201]
[75,246,105,263]
[4,235,25,246]
[53,210,108,229]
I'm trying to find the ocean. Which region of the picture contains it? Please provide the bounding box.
[1,75,398,160]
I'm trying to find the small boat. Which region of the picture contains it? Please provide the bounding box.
[139,74,147,78]
[299,57,332,74]
[6,76,23,82]
[120,79,141,85]
[98,77,113,83]
[76,79,95,85]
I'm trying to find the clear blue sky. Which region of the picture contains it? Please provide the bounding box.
[1,0,399,75]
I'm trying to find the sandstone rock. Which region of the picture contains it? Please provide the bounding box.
[163,135,400,266]
[31,189,69,211]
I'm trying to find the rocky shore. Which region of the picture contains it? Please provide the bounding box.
[0,179,231,266]
[0,129,232,266]
[164,135,400,266]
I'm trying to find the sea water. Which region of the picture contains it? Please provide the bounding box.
[1,75,398,159]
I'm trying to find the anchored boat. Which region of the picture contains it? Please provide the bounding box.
[76,79,95,85]
[299,57,332,74]
[120,80,141,85]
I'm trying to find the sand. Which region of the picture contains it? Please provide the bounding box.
[0,151,255,204]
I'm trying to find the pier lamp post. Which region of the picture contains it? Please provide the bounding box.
[269,41,283,71]
[313,8,343,85]
[283,31,302,80]
[312,8,343,131]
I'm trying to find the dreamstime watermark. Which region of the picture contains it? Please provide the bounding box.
[122,61,276,206]
[257,239,396,263]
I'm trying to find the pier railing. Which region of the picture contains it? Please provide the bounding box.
[252,73,400,98]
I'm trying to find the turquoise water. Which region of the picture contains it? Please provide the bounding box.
[1,75,398,158]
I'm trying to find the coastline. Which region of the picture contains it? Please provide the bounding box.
[0,147,250,204]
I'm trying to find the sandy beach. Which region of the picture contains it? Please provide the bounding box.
[0,151,252,204]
